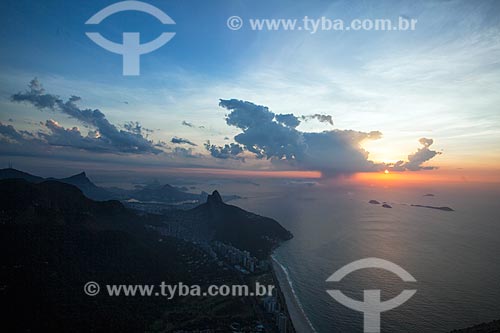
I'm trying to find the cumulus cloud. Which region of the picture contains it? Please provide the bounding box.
[213,99,441,176]
[123,121,153,136]
[216,99,382,175]
[390,138,441,171]
[39,120,115,152]
[171,136,197,146]
[204,141,245,160]
[419,137,434,148]
[11,79,161,154]
[0,122,33,144]
[275,114,301,128]
[0,121,47,157]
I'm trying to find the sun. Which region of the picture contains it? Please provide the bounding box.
[384,169,390,174]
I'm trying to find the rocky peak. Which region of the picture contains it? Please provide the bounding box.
[73,171,87,178]
[65,171,91,184]
[207,190,223,205]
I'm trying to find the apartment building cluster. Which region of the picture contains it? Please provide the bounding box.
[212,241,269,274]
[263,294,294,333]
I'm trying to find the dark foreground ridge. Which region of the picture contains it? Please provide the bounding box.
[0,178,293,332]
[0,168,240,204]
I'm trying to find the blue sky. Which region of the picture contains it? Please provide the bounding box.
[1,0,500,180]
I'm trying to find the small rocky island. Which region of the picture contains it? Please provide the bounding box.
[411,204,454,211]
[369,200,391,208]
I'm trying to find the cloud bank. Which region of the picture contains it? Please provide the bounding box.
[204,141,245,160]
[2,80,442,176]
[11,79,161,154]
[390,138,441,171]
[210,99,440,176]
[214,99,382,175]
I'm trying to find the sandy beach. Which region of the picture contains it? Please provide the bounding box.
[271,256,316,333]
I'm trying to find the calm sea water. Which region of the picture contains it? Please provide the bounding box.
[232,184,500,332]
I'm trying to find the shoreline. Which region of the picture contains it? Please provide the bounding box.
[271,255,317,333]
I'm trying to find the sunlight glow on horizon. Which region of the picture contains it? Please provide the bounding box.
[352,168,500,186]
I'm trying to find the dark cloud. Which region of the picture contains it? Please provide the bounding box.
[181,120,194,128]
[1,118,160,155]
[419,137,434,147]
[5,80,442,174]
[390,138,441,171]
[221,99,275,130]
[204,141,244,160]
[39,119,113,152]
[123,121,153,136]
[171,137,197,146]
[11,79,59,109]
[275,114,301,128]
[0,122,31,143]
[217,99,381,175]
[301,114,334,126]
[11,79,161,154]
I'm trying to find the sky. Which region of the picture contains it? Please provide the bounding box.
[1,0,499,185]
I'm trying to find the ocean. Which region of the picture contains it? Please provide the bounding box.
[231,183,500,332]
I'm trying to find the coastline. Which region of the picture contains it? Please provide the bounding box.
[271,255,317,333]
